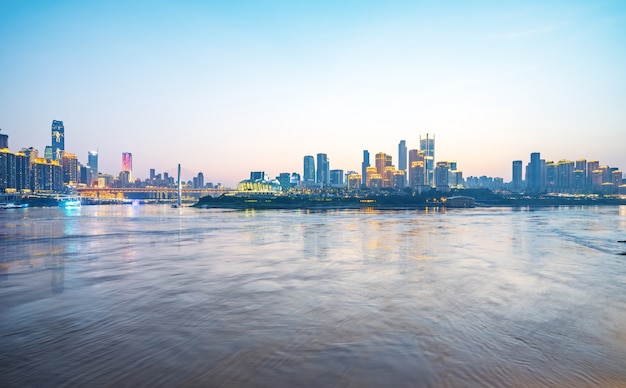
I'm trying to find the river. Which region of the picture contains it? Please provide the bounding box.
[1,205,625,387]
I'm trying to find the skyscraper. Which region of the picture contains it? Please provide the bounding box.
[88,150,98,184]
[435,161,450,192]
[122,152,132,183]
[197,172,204,188]
[62,152,79,184]
[527,152,542,193]
[316,153,329,186]
[512,160,522,191]
[0,133,8,149]
[51,120,64,160]
[362,150,370,187]
[420,134,435,187]
[375,152,390,175]
[330,169,344,186]
[0,149,16,191]
[122,152,132,172]
[398,140,407,184]
[303,155,315,184]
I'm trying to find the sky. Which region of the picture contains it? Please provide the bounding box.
[1,0,625,187]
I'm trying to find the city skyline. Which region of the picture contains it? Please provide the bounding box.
[1,1,625,187]
[1,124,622,194]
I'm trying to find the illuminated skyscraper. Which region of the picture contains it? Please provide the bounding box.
[51,120,64,160]
[303,155,315,184]
[316,153,329,186]
[0,149,16,191]
[375,152,391,175]
[420,134,435,187]
[122,152,132,182]
[408,149,425,188]
[62,152,79,184]
[32,158,63,192]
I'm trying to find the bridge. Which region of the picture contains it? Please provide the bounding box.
[76,187,236,203]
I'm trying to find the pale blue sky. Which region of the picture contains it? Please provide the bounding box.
[1,0,625,186]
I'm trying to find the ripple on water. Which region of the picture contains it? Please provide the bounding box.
[1,205,626,387]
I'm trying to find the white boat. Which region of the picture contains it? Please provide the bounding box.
[0,203,29,209]
[58,197,81,208]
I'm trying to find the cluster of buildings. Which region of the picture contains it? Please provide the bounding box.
[0,121,100,194]
[242,135,625,196]
[1,121,624,197]
[242,134,463,193]
[513,152,624,195]
[0,121,210,195]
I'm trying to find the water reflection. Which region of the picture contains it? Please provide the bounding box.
[1,205,625,387]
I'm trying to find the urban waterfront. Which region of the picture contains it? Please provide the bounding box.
[1,205,626,387]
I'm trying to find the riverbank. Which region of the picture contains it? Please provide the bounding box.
[193,192,625,210]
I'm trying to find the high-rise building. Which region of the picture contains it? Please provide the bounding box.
[398,140,407,184]
[408,149,426,189]
[62,152,79,184]
[303,155,315,184]
[612,170,623,193]
[21,147,39,164]
[410,160,425,190]
[277,173,291,191]
[435,161,450,192]
[0,149,16,192]
[121,152,132,184]
[51,120,64,161]
[290,173,300,187]
[330,169,344,186]
[15,152,30,192]
[122,152,132,172]
[316,153,329,186]
[197,172,204,188]
[32,158,63,192]
[526,152,543,193]
[512,160,523,191]
[347,173,361,190]
[392,170,406,189]
[45,146,53,160]
[0,133,8,149]
[420,134,435,187]
[365,166,380,189]
[375,152,392,175]
[362,150,370,187]
[556,160,574,193]
[80,162,92,186]
[88,150,98,180]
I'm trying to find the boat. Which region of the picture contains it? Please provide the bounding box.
[58,197,81,208]
[445,196,476,208]
[0,203,29,209]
